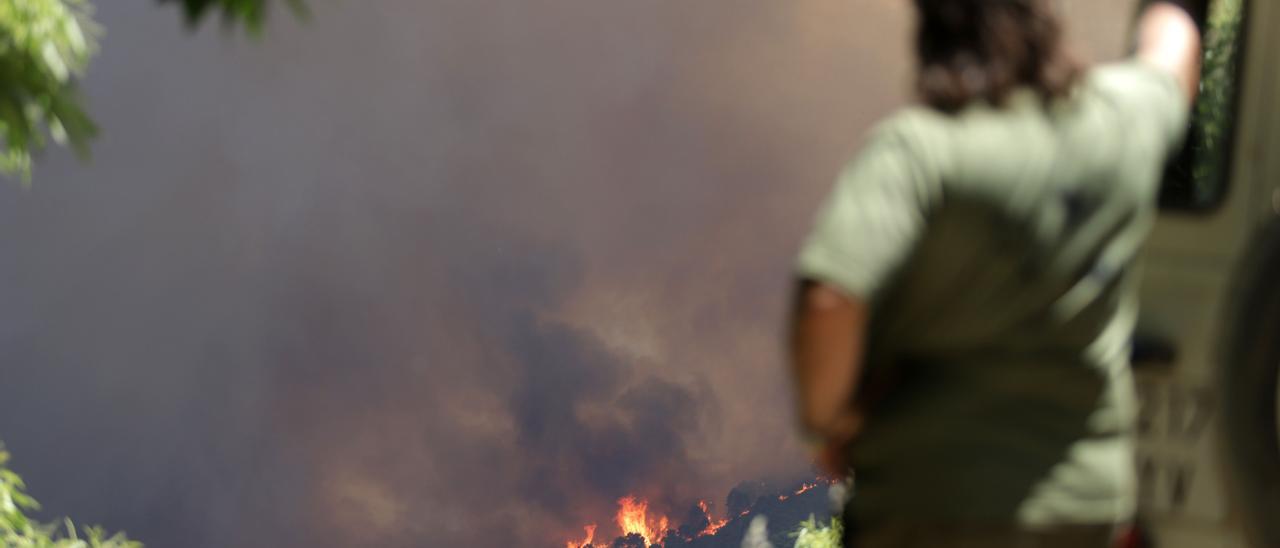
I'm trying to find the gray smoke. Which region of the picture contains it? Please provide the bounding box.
[0,1,1129,546]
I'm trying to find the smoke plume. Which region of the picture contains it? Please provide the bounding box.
[0,1,1128,546]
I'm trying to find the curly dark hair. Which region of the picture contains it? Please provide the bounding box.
[914,0,1083,113]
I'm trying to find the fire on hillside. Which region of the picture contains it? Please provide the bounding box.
[566,478,840,548]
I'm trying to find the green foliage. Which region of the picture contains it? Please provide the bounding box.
[0,444,141,547]
[1187,0,1244,202]
[0,0,305,182]
[0,0,98,182]
[790,515,843,548]
[160,0,308,32]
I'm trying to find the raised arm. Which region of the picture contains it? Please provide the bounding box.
[1135,0,1204,103]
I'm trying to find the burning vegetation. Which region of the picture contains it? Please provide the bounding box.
[566,478,838,548]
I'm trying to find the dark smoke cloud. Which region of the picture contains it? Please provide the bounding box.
[0,1,1131,547]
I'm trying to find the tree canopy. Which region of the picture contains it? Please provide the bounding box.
[0,0,96,182]
[0,0,304,182]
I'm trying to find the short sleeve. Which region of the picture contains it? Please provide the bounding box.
[1094,60,1192,154]
[796,120,938,299]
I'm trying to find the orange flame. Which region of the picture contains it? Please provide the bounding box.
[694,500,729,537]
[780,481,822,501]
[794,481,819,496]
[616,496,669,545]
[565,524,596,548]
[565,477,833,546]
[701,516,730,537]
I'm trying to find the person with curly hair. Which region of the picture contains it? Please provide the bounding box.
[789,1,1203,546]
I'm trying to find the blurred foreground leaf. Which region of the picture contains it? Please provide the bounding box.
[0,0,307,183]
[0,443,141,547]
[0,0,98,182]
[791,515,842,548]
[159,0,309,33]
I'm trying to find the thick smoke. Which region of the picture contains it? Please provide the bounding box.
[0,1,1129,547]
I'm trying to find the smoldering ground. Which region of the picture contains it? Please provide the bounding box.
[0,1,1129,546]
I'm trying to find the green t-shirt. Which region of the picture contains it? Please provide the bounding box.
[796,60,1188,526]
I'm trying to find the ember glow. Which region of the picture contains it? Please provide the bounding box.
[566,524,596,548]
[778,480,823,502]
[794,482,819,496]
[697,500,730,537]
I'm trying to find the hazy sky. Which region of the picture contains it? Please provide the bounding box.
[0,2,1128,546]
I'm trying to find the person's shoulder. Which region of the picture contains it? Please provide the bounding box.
[1084,59,1186,106]
[878,105,952,136]
[864,106,954,159]
[1081,58,1191,149]
[853,106,954,186]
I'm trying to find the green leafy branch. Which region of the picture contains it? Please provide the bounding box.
[160,0,309,33]
[1188,0,1243,195]
[1,444,141,547]
[0,0,98,183]
[790,515,843,548]
[0,0,306,182]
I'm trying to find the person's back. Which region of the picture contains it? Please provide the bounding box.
[787,1,1202,546]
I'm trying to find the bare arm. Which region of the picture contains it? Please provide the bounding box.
[788,279,868,446]
[1136,1,1204,103]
